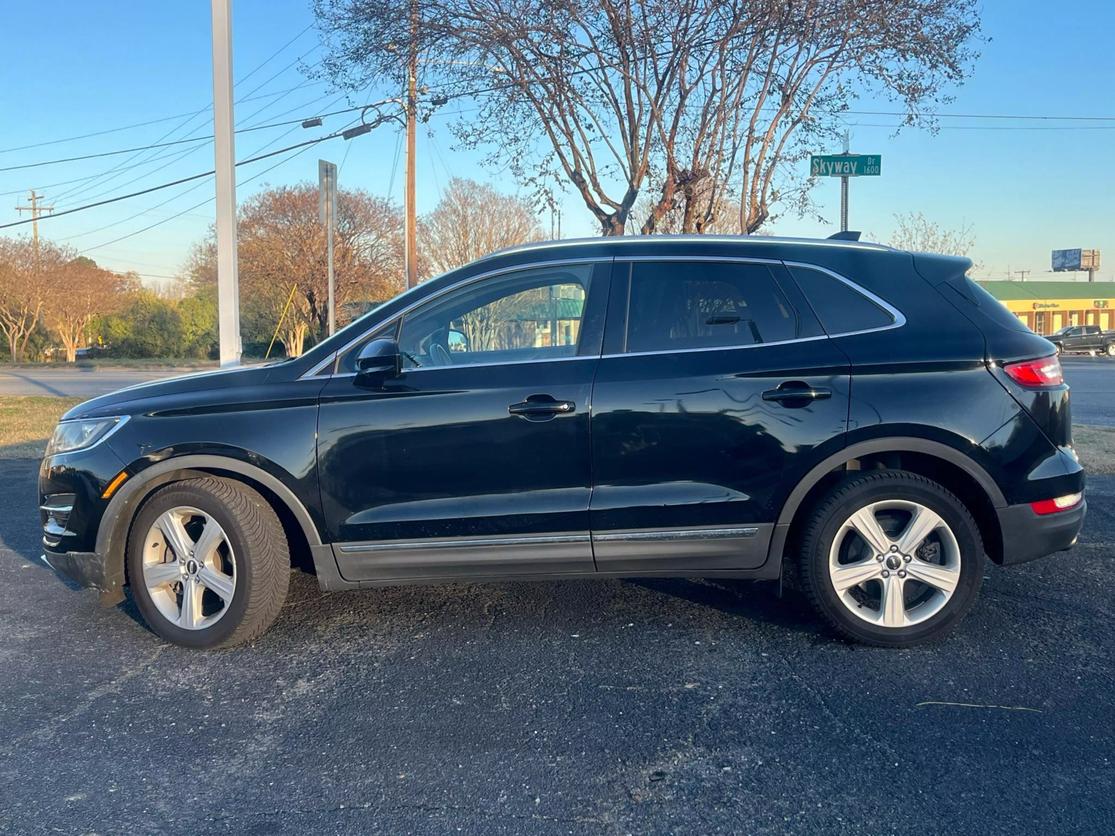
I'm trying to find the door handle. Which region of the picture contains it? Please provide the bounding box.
[762,383,832,406]
[508,394,576,420]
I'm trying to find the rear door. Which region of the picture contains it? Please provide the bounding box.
[588,257,851,573]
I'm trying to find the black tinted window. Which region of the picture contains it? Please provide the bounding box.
[958,277,1031,333]
[625,261,804,353]
[789,266,895,334]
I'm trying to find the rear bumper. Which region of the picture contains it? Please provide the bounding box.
[996,499,1086,566]
[41,548,124,605]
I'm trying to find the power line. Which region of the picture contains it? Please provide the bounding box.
[51,88,348,210]
[0,126,362,231]
[57,118,315,242]
[0,103,372,173]
[845,122,1115,131]
[0,83,325,157]
[79,120,359,255]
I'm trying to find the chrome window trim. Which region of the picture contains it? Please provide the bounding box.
[338,533,590,554]
[781,260,907,336]
[305,255,906,376]
[301,256,609,380]
[597,257,906,359]
[327,353,594,380]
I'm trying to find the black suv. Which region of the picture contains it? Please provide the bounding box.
[39,236,1085,648]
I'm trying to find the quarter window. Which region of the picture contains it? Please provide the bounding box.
[398,265,591,369]
[788,265,895,334]
[625,261,804,353]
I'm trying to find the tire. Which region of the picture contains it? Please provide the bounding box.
[797,470,984,647]
[1106,342,1115,357]
[126,476,290,649]
[1052,342,1063,355]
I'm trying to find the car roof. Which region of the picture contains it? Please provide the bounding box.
[480,234,896,263]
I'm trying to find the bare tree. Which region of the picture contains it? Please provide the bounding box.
[0,238,48,363]
[629,186,746,235]
[889,212,976,258]
[42,256,132,363]
[188,184,405,356]
[315,0,979,235]
[421,177,542,275]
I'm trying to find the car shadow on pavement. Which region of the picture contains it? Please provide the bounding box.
[627,576,821,632]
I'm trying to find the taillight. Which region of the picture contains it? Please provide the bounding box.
[1003,355,1063,388]
[1030,492,1083,515]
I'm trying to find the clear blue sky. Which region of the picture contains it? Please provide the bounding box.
[2,1,1113,284]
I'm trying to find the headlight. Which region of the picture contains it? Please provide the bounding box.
[46,416,128,456]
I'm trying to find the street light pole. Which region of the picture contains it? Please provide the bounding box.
[319,160,338,335]
[210,0,241,367]
[404,0,419,289]
[840,130,850,233]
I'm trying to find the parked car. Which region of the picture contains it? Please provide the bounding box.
[1047,324,1115,356]
[39,235,1085,649]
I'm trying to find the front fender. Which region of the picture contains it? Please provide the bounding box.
[92,453,324,605]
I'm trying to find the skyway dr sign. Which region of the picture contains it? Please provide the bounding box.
[811,154,881,177]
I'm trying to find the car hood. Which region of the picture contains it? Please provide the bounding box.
[62,364,278,420]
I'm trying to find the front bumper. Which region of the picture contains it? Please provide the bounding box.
[41,548,124,605]
[996,499,1086,566]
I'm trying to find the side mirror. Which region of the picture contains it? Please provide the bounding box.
[355,338,402,381]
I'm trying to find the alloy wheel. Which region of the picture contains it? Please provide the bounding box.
[141,506,237,630]
[827,499,961,628]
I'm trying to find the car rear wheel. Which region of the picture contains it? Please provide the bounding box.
[798,470,984,647]
[126,476,290,649]
[1106,342,1115,357]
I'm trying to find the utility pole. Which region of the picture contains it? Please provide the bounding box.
[1017,269,1030,282]
[15,190,54,265]
[319,159,338,335]
[210,0,241,367]
[839,130,850,233]
[404,0,419,289]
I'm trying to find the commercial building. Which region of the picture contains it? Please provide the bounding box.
[977,280,1115,335]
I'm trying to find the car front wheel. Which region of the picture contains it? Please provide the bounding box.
[798,470,984,647]
[126,476,290,649]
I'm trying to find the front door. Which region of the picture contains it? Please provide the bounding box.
[589,258,851,573]
[317,261,609,582]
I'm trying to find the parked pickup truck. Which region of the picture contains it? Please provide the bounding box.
[1048,324,1115,356]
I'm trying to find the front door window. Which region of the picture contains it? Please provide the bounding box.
[398,265,592,369]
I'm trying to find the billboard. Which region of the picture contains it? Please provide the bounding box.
[1052,249,1101,271]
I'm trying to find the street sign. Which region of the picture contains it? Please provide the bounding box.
[810,154,882,177]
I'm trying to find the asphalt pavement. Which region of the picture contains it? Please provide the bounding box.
[0,453,1112,834]
[1061,357,1115,427]
[0,367,182,398]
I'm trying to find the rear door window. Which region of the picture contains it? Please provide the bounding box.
[624,261,816,353]
[787,265,896,335]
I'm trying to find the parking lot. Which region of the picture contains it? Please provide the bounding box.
[0,363,1113,834]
